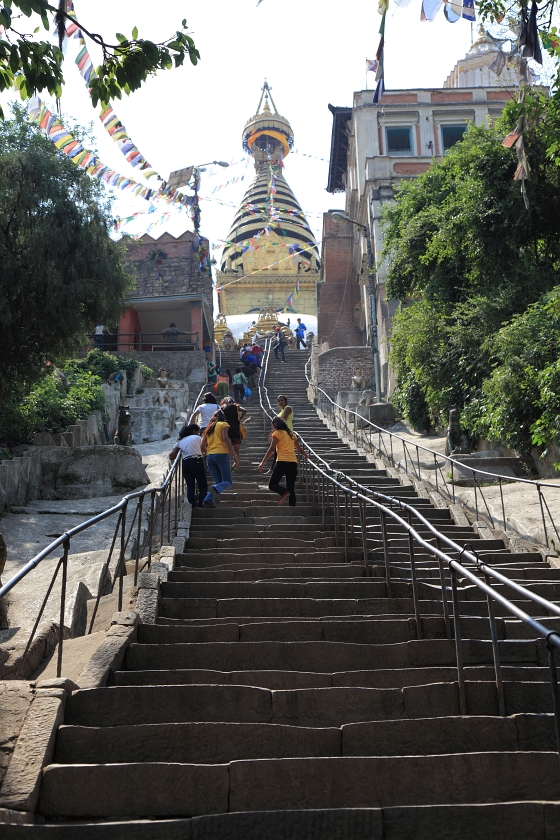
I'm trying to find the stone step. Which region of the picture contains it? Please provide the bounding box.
[7,803,558,839]
[62,680,553,730]
[158,595,547,620]
[169,565,368,581]
[137,615,553,644]
[37,753,560,819]
[115,664,550,689]
[53,712,557,767]
[160,580,400,599]
[124,638,542,674]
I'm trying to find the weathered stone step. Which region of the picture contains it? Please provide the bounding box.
[114,663,550,689]
[53,712,558,767]
[7,803,558,839]
[137,615,516,645]
[160,580,407,600]
[124,638,542,675]
[158,594,548,620]
[169,565,367,582]
[37,753,560,819]
[55,721,340,764]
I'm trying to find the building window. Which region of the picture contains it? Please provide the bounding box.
[386,126,413,155]
[441,124,467,151]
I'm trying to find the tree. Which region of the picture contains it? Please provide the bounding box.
[0,1,199,116]
[0,108,134,404]
[384,102,560,438]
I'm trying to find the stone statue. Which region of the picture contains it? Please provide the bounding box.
[156,367,169,389]
[306,331,315,347]
[446,405,470,455]
[114,405,133,446]
[351,368,365,391]
[222,331,235,351]
[359,389,375,406]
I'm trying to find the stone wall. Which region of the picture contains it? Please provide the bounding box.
[310,345,373,398]
[125,231,212,301]
[318,213,364,347]
[114,350,207,385]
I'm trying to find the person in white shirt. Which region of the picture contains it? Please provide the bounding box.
[188,392,218,431]
[169,423,207,507]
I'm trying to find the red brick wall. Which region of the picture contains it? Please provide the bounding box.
[318,212,364,347]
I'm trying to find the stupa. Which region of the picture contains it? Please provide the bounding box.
[216,82,320,319]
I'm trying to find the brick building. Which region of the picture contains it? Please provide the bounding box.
[119,230,213,352]
[317,212,363,347]
[320,29,523,397]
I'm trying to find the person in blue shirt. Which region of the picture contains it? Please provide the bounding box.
[295,318,307,350]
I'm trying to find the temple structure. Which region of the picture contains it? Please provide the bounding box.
[215,82,320,318]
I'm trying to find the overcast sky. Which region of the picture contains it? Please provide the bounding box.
[3,0,474,253]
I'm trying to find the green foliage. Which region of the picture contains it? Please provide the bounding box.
[463,288,560,453]
[0,367,104,448]
[0,3,199,116]
[384,105,560,451]
[0,110,134,402]
[65,350,153,384]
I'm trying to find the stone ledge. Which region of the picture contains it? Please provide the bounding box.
[76,614,140,690]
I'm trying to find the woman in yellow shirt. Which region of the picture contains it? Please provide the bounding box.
[202,410,239,507]
[258,417,306,506]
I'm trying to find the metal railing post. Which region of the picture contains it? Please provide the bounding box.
[134,494,144,586]
[148,491,155,569]
[450,565,467,715]
[485,572,506,717]
[118,501,127,611]
[407,514,422,640]
[546,636,560,768]
[56,538,70,679]
[380,510,392,599]
[360,498,369,576]
[344,492,349,562]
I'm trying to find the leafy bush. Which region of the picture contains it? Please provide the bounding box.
[0,368,105,447]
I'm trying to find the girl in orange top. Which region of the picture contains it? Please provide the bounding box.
[258,417,307,506]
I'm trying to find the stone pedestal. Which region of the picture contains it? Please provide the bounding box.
[355,403,396,429]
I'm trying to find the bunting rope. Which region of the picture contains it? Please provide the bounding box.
[27,96,195,207]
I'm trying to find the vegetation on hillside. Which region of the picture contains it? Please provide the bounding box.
[383,95,560,454]
[0,351,152,449]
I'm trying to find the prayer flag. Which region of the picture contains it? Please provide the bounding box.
[366,58,379,71]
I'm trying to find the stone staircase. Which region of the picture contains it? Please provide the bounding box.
[12,348,560,837]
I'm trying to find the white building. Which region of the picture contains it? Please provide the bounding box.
[325,29,522,395]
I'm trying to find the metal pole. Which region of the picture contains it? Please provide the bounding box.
[407,518,422,640]
[435,537,451,639]
[334,484,339,547]
[148,491,155,569]
[450,565,467,715]
[380,510,392,599]
[485,573,506,717]
[56,539,70,679]
[546,636,560,768]
[344,492,349,562]
[361,498,369,576]
[134,494,144,586]
[118,502,127,611]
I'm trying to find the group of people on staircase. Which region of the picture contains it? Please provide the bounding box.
[169,390,306,509]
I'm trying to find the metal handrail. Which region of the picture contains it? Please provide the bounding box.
[305,360,560,552]
[258,340,560,755]
[0,450,184,678]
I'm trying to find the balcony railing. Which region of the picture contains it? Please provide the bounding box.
[88,332,200,352]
